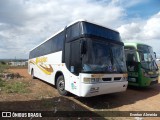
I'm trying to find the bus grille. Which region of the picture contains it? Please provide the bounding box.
[114,77,121,81]
[102,78,112,81]
[150,80,158,85]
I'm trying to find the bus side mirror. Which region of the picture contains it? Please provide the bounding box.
[80,41,87,54]
[154,52,156,58]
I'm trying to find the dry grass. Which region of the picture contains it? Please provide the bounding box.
[0,79,30,94]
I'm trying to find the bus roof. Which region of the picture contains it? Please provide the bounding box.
[67,19,118,32]
[124,42,151,47]
[29,20,118,52]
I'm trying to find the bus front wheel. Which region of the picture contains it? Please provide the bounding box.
[56,75,68,96]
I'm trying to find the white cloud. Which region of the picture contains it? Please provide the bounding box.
[0,0,160,59]
[117,22,142,40]
[117,11,160,57]
[143,12,160,39]
[118,11,160,40]
[0,0,125,59]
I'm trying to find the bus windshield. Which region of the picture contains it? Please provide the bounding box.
[111,44,127,73]
[138,45,158,70]
[82,40,127,73]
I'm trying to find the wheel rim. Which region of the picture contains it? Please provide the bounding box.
[58,79,65,91]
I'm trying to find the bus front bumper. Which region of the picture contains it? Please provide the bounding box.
[80,81,128,97]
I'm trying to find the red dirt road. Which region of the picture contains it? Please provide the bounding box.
[0,68,159,120]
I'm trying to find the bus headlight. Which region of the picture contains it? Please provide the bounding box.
[128,78,136,82]
[144,73,149,77]
[121,77,127,81]
[83,78,101,84]
[142,69,149,77]
[156,71,159,75]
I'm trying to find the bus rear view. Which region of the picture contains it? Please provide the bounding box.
[124,42,159,87]
[29,20,128,97]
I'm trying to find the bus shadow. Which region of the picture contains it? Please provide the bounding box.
[0,96,105,120]
[34,78,160,110]
[74,83,160,109]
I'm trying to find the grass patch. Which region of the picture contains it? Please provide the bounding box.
[0,64,9,73]
[4,82,30,93]
[0,79,30,94]
[0,78,5,87]
[0,64,30,94]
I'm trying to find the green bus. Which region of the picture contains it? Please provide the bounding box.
[124,42,159,87]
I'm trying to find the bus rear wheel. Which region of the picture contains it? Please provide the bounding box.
[31,69,36,79]
[56,75,68,96]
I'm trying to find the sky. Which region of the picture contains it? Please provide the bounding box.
[0,0,160,59]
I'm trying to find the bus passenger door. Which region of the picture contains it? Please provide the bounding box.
[64,40,81,95]
[125,51,139,84]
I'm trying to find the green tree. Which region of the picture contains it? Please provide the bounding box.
[0,61,6,65]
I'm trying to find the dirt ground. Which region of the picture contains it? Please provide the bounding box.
[0,68,160,120]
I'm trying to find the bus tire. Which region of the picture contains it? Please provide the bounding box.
[56,75,68,96]
[31,69,36,79]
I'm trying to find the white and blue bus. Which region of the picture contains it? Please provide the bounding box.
[28,20,128,97]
